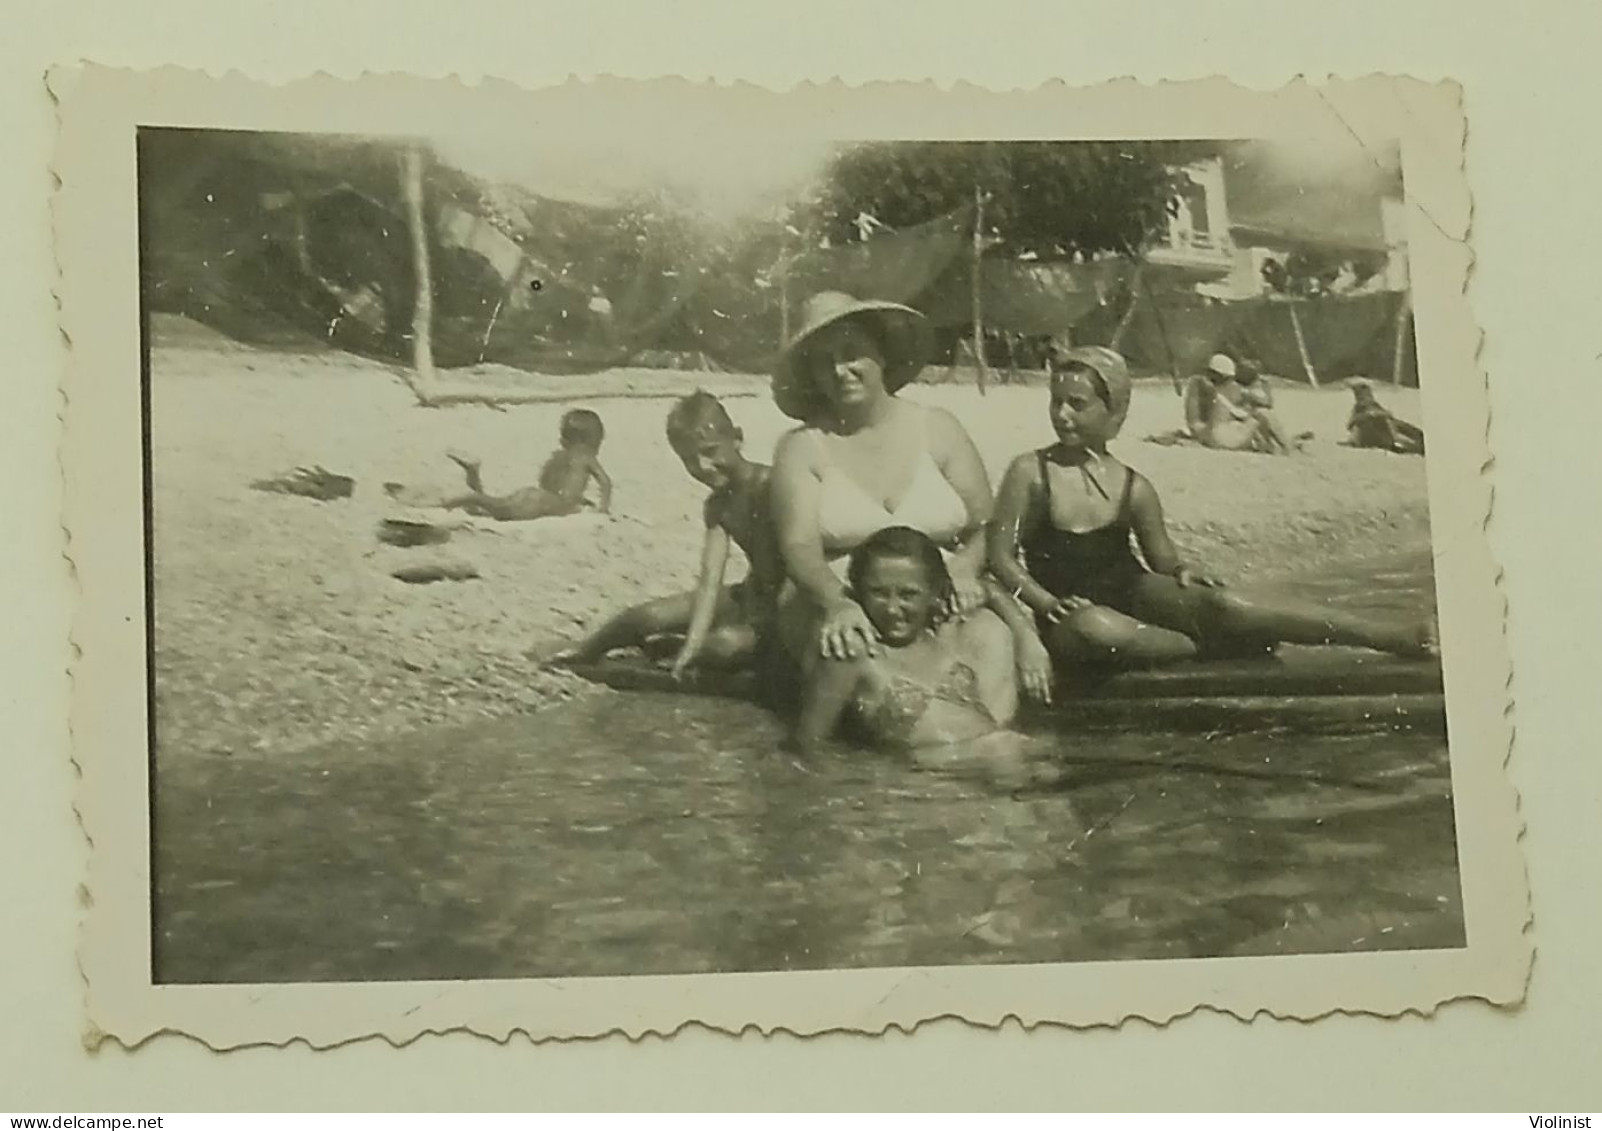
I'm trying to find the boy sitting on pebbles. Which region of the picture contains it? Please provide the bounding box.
[544,392,784,682]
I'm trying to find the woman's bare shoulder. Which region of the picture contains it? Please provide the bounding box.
[771,425,823,470]
[919,402,974,444]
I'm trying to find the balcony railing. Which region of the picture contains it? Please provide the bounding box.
[1149,228,1231,258]
[1144,227,1234,276]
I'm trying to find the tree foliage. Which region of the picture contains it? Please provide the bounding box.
[807,140,1223,261]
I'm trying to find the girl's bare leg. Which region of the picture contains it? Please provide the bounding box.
[1132,576,1438,658]
[1044,604,1199,667]
[911,731,1069,792]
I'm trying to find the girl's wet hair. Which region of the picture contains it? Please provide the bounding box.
[665,390,738,447]
[846,525,956,612]
[560,408,606,448]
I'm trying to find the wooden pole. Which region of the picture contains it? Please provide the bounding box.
[400,145,438,404]
[1110,268,1142,351]
[1390,291,1412,386]
[1139,270,1185,395]
[1287,301,1320,387]
[971,186,990,396]
[778,249,791,348]
[944,338,966,385]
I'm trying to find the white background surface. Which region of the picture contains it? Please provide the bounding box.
[3,0,1599,1110]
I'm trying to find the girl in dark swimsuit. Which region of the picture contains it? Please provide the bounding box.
[987,346,1439,668]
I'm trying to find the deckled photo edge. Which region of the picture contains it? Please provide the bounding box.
[51,66,1527,1050]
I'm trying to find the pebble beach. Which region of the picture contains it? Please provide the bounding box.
[148,316,1434,761]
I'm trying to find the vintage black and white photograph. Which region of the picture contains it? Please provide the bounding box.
[55,70,1524,1043]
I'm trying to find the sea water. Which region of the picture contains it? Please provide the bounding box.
[152,547,1461,982]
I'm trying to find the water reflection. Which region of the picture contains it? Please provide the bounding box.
[153,691,1462,983]
[153,544,1461,983]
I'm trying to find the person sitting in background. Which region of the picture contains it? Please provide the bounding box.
[1346,377,1425,455]
[1234,358,1309,452]
[545,391,782,680]
[1235,357,1273,411]
[1183,353,1296,454]
[385,407,612,521]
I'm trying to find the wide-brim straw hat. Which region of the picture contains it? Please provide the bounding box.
[772,291,933,422]
[1047,342,1134,431]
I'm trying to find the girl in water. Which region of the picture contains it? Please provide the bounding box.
[794,526,1053,787]
[988,345,1438,667]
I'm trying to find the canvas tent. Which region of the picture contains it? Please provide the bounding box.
[1070,287,1417,386]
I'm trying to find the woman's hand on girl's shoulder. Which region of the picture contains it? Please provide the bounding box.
[820,595,879,660]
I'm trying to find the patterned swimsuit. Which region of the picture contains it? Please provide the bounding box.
[854,659,995,747]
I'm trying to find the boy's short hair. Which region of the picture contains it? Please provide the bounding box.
[559,408,605,448]
[665,390,739,448]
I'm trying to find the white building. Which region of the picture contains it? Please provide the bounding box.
[1144,158,1237,282]
[1144,153,1410,301]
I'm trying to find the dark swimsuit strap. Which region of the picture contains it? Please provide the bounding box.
[1037,448,1136,528]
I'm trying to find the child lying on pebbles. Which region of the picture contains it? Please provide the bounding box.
[385,408,613,521]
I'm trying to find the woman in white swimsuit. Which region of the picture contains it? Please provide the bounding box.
[768,291,998,675]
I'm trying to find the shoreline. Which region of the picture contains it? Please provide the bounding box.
[149,331,1433,761]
